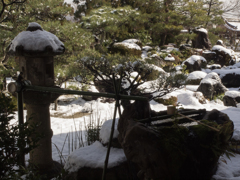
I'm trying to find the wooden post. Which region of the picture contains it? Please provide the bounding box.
[17,90,25,167]
[167,105,176,115]
[102,74,122,180]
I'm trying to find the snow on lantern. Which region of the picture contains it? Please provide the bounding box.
[8,22,65,173]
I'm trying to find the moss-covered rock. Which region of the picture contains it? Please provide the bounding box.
[111,42,142,57]
[118,101,234,180]
[155,96,177,106]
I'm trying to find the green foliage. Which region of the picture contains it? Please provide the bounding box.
[86,125,101,146]
[0,91,41,179]
[81,5,146,44]
[126,30,152,46]
[156,125,189,176]
[166,72,187,88]
[159,52,168,59]
[213,93,225,101]
[180,48,193,60]
[67,85,81,91]
[208,31,222,45]
[154,116,233,178]
[191,119,233,159]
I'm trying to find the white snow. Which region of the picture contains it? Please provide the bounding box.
[114,42,141,50]
[100,119,119,144]
[9,22,64,52]
[234,62,240,68]
[212,45,233,56]
[147,64,165,73]
[199,72,222,86]
[217,40,223,45]
[182,55,207,65]
[225,90,240,98]
[187,71,207,80]
[196,28,208,34]
[203,50,216,54]
[122,39,140,44]
[180,29,188,33]
[64,141,126,172]
[213,68,240,78]
[212,154,240,180]
[177,92,204,108]
[142,46,152,51]
[11,82,240,179]
[207,64,221,69]
[200,78,218,85]
[164,54,175,61]
[9,44,240,180]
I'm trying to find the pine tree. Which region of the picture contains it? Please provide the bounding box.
[81,5,147,49]
[0,0,94,88]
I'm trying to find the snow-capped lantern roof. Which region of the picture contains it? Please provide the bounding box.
[195,28,208,34]
[8,22,65,57]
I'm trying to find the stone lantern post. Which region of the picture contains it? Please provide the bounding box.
[8,22,65,172]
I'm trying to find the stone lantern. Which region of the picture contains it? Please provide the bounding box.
[8,22,65,172]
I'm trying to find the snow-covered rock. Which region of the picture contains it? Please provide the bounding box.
[164,54,175,61]
[212,45,233,56]
[122,39,142,48]
[206,64,221,70]
[112,41,142,57]
[182,55,207,72]
[64,141,126,172]
[197,72,228,100]
[213,68,240,87]
[186,71,207,85]
[223,90,240,107]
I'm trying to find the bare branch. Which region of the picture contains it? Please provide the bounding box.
[222,0,240,13]
[5,0,27,7]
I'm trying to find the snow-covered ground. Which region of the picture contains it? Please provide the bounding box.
[7,43,240,179]
[10,82,239,179]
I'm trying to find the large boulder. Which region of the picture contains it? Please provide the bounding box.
[192,28,212,49]
[64,141,136,180]
[186,71,207,85]
[223,91,240,107]
[117,100,233,180]
[202,50,216,63]
[212,45,233,66]
[64,119,139,180]
[110,39,142,57]
[182,55,207,72]
[150,54,166,67]
[197,72,228,100]
[154,96,178,106]
[213,68,240,87]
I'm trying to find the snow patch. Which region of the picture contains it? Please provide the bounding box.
[182,55,206,65]
[187,71,207,80]
[164,54,175,61]
[177,92,204,108]
[64,141,126,172]
[196,28,208,34]
[212,45,233,56]
[225,90,240,98]
[100,119,119,144]
[114,42,141,50]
